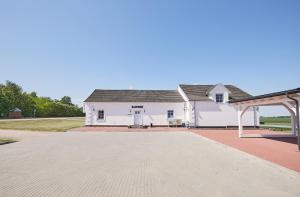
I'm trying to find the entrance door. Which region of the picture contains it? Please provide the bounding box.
[134,110,142,126]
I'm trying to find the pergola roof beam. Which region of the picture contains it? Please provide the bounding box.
[230,88,300,103]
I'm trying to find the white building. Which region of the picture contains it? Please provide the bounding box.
[84,83,259,127]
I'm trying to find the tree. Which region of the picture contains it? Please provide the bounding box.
[1,81,23,111]
[30,91,37,98]
[60,96,73,105]
[19,93,35,117]
[0,81,22,116]
[0,81,84,118]
[0,85,9,117]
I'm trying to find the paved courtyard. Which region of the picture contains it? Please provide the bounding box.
[192,129,300,173]
[0,130,300,197]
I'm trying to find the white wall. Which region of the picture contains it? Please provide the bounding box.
[192,101,257,127]
[84,102,185,126]
[208,84,231,103]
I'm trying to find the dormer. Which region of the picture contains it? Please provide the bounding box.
[207,83,231,103]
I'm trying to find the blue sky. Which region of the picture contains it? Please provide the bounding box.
[0,0,299,116]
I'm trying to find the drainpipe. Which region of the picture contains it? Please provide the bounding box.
[286,93,300,151]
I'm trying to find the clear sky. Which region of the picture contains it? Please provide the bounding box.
[0,0,299,116]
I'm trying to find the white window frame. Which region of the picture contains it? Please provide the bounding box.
[167,110,174,119]
[98,110,105,120]
[215,94,224,103]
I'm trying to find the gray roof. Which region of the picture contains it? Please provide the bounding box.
[230,87,300,103]
[179,84,251,101]
[84,89,185,102]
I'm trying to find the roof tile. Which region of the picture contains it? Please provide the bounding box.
[179,84,251,101]
[84,90,185,102]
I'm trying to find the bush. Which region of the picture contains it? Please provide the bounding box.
[0,81,84,118]
[34,98,84,117]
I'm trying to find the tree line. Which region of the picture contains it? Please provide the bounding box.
[0,81,84,118]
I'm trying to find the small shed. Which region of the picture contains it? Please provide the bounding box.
[8,108,22,119]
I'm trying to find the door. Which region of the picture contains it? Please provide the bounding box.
[134,110,142,126]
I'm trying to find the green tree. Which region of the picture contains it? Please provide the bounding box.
[60,96,73,105]
[1,81,23,111]
[0,84,9,117]
[19,93,35,117]
[30,91,37,98]
[0,80,84,118]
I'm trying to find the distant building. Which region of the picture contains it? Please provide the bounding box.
[8,108,22,119]
[83,83,259,127]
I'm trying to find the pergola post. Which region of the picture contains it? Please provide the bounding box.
[282,103,297,136]
[238,106,244,137]
[297,102,300,149]
[286,95,300,151]
[291,116,296,136]
[237,105,250,138]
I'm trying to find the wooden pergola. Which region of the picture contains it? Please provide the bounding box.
[230,88,300,151]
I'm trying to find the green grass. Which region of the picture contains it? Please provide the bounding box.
[260,116,291,132]
[260,116,291,125]
[0,138,17,145]
[0,118,85,132]
[260,126,291,132]
[262,122,291,126]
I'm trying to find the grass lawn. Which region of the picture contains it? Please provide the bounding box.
[0,138,17,145]
[0,118,85,132]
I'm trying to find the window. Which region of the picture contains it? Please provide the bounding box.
[167,110,174,119]
[98,110,104,120]
[216,94,224,103]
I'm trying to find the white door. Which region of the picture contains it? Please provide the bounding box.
[134,111,142,126]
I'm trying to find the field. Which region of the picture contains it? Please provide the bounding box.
[0,118,85,132]
[260,116,291,131]
[260,116,291,126]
